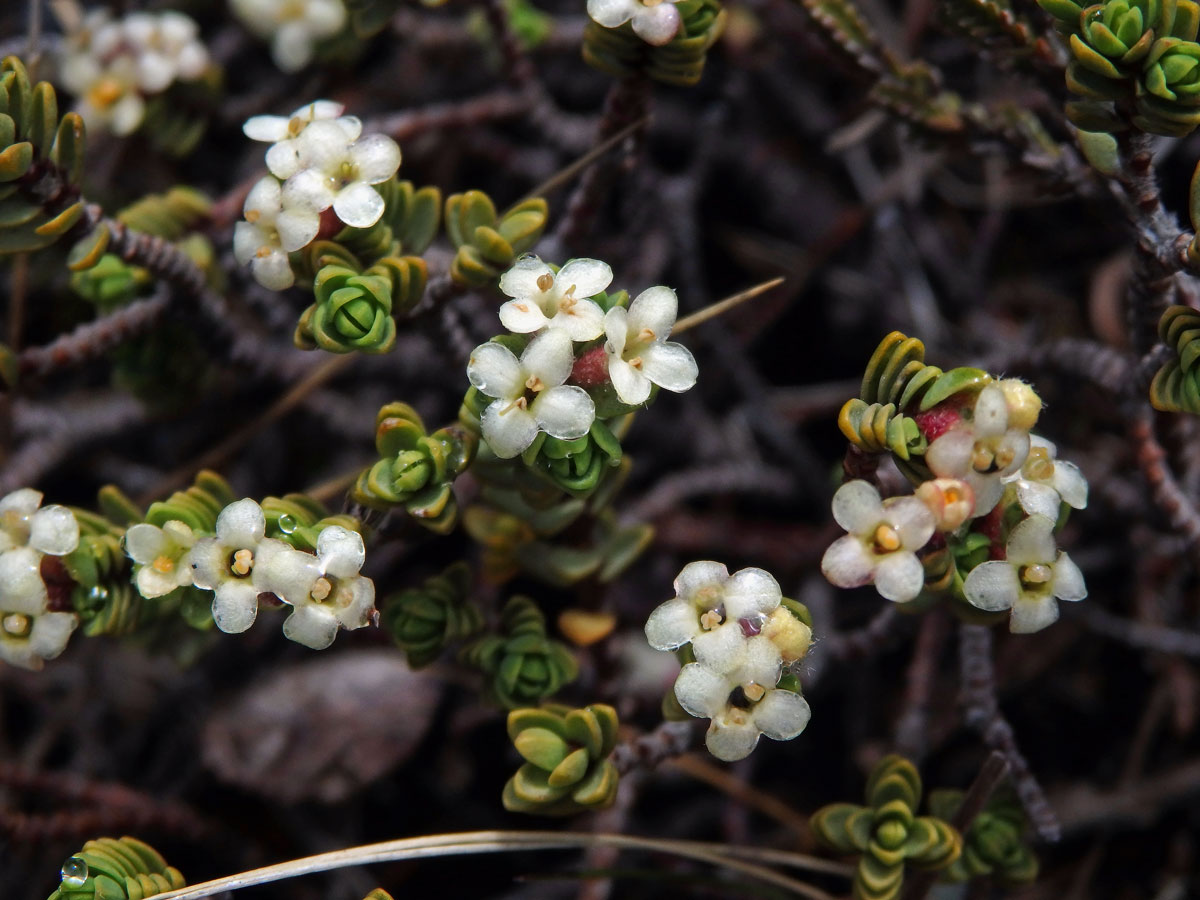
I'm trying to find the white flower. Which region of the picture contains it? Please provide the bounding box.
[467,331,596,458]
[673,663,812,761]
[0,488,80,557]
[645,562,811,692]
[0,548,50,614]
[587,0,684,45]
[0,601,77,671]
[124,520,196,599]
[1004,436,1088,521]
[190,499,291,634]
[254,526,375,649]
[962,515,1087,633]
[820,480,935,603]
[603,285,698,406]
[233,176,307,290]
[230,0,347,72]
[497,256,610,341]
[915,478,976,532]
[925,384,1031,516]
[280,122,402,229]
[243,100,362,180]
[58,9,208,136]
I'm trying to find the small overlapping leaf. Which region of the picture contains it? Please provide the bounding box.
[503,703,621,815]
[47,836,184,900]
[382,562,483,667]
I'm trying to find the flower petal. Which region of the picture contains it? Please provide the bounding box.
[331,576,375,630]
[275,207,320,252]
[480,402,539,458]
[243,114,290,142]
[522,329,575,387]
[212,580,260,633]
[0,488,41,517]
[674,561,729,607]
[317,525,365,579]
[692,622,748,676]
[752,689,811,741]
[1009,595,1059,633]
[252,252,295,290]
[968,472,1004,517]
[281,168,334,212]
[831,480,884,535]
[628,285,679,338]
[532,385,595,441]
[820,535,875,589]
[873,551,925,603]
[882,497,935,549]
[124,523,166,565]
[333,181,386,228]
[1051,552,1087,602]
[673,662,730,718]
[551,299,606,342]
[254,547,320,604]
[705,715,760,761]
[349,134,401,184]
[283,605,340,650]
[0,548,48,613]
[28,505,79,556]
[265,140,303,179]
[28,611,77,660]
[1015,480,1062,521]
[607,357,651,405]
[217,498,267,547]
[603,306,629,357]
[1005,515,1056,566]
[587,0,640,27]
[555,258,613,298]
[723,567,782,620]
[498,299,551,334]
[926,429,975,478]
[973,384,1009,437]
[272,22,314,72]
[189,538,228,591]
[499,255,554,299]
[632,3,682,44]
[639,341,698,393]
[644,597,700,650]
[963,561,1020,612]
[468,342,525,400]
[1052,460,1088,510]
[735,634,782,688]
[136,564,185,599]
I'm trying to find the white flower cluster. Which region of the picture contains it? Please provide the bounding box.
[125,498,375,650]
[235,101,402,290]
[821,380,1089,633]
[230,0,346,72]
[468,255,699,459]
[59,9,209,136]
[645,562,813,761]
[0,489,80,670]
[587,0,685,45]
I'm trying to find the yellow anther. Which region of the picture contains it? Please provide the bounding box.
[89,78,123,109]
[288,115,306,136]
[637,327,656,343]
[152,555,175,574]
[245,209,261,224]
[2,613,31,637]
[255,246,273,258]
[629,356,644,369]
[525,375,545,392]
[873,523,901,553]
[1021,563,1053,586]
[310,577,333,602]
[536,273,555,292]
[971,444,996,472]
[742,683,766,702]
[1024,447,1054,481]
[230,548,254,577]
[498,396,528,416]
[699,609,723,630]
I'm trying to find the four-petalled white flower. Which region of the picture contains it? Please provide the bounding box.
[1004,435,1088,521]
[587,0,685,45]
[963,514,1087,633]
[230,0,347,72]
[243,100,362,180]
[821,480,936,603]
[673,663,812,761]
[254,525,375,649]
[467,330,597,459]
[925,383,1031,516]
[233,176,311,290]
[123,520,197,599]
[498,256,611,341]
[190,499,290,634]
[280,120,401,229]
[0,596,78,671]
[603,285,698,406]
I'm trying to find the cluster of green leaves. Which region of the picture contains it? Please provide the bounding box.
[929,788,1039,885]
[294,180,439,354]
[502,703,621,814]
[352,402,478,533]
[459,596,579,708]
[1150,304,1200,412]
[48,836,184,900]
[381,562,484,667]
[445,190,548,288]
[811,755,962,900]
[0,56,86,255]
[583,0,726,86]
[1042,0,1200,135]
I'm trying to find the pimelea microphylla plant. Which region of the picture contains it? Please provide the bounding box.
[8,0,1200,891]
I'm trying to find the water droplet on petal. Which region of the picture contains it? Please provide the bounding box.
[278,514,297,534]
[61,856,88,886]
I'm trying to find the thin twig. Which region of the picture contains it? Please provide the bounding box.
[673,277,786,335]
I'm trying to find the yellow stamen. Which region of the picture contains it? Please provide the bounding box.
[311,577,333,602]
[727,707,749,726]
[525,375,545,392]
[1024,447,1054,481]
[637,327,656,343]
[536,273,555,292]
[1021,564,1053,586]
[152,555,175,574]
[742,683,766,702]
[2,613,31,637]
[255,246,274,258]
[873,523,901,553]
[288,115,305,136]
[699,610,723,631]
[88,78,123,109]
[245,209,261,224]
[629,356,644,369]
[498,396,528,416]
[971,444,996,472]
[230,548,254,577]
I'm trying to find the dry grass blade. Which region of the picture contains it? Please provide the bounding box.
[520,116,651,203]
[673,277,786,335]
[151,830,848,899]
